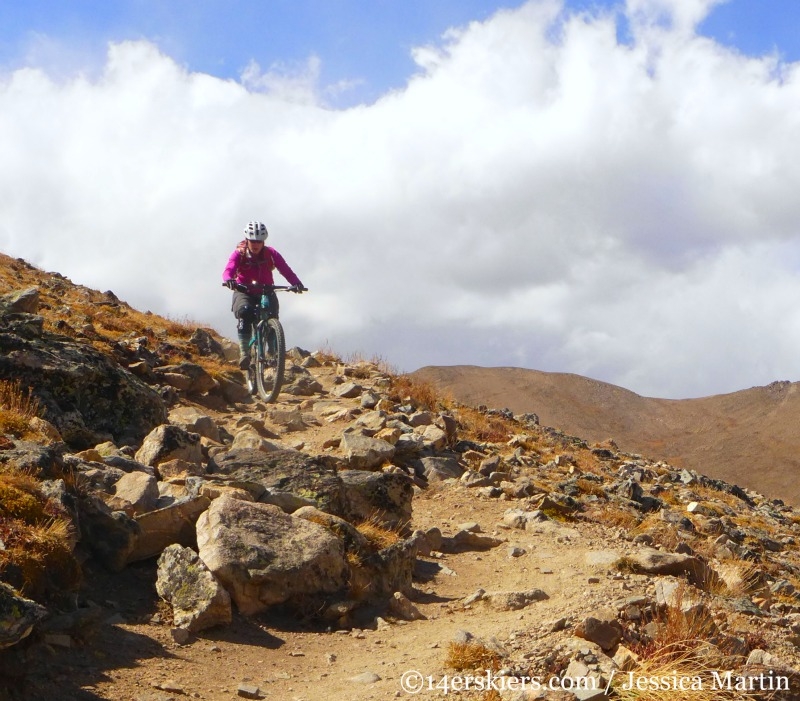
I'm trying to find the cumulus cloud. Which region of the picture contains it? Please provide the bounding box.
[2,0,800,398]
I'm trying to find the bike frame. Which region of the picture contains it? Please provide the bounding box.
[224,281,305,402]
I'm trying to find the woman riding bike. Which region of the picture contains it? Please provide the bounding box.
[222,221,305,369]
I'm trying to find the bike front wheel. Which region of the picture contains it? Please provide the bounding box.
[255,317,286,403]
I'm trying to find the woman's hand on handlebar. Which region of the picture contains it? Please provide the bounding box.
[222,280,248,292]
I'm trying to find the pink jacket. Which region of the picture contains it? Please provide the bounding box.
[223,242,302,293]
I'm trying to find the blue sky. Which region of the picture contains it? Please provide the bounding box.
[3,0,800,399]
[1,0,799,106]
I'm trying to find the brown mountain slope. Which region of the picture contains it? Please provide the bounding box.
[411,365,800,506]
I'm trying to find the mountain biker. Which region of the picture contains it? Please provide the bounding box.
[222,221,305,369]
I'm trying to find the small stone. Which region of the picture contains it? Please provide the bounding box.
[170,628,191,645]
[157,680,185,693]
[350,672,381,684]
[237,682,262,699]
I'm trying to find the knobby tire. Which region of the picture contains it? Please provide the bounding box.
[255,317,285,403]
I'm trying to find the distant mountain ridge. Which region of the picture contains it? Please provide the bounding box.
[411,365,800,506]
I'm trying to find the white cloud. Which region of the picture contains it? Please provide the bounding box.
[2,0,800,399]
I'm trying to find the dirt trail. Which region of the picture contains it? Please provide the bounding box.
[1,365,690,700]
[22,483,648,701]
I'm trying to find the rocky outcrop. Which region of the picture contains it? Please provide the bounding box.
[0,310,166,449]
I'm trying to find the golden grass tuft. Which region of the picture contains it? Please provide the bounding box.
[0,379,41,438]
[455,406,514,443]
[445,641,503,672]
[575,478,608,498]
[354,514,403,553]
[388,374,446,413]
[0,517,80,601]
[586,505,640,531]
[611,647,744,701]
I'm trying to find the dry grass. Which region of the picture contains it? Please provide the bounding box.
[586,505,640,531]
[630,514,684,551]
[445,641,503,672]
[0,379,41,438]
[354,514,404,553]
[610,647,748,701]
[714,561,766,598]
[575,478,608,498]
[0,474,79,603]
[455,406,514,443]
[388,374,446,413]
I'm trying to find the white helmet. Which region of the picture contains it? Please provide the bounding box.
[244,221,268,241]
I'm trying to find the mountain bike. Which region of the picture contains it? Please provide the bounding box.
[226,282,307,402]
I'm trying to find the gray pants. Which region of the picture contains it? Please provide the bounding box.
[231,290,279,336]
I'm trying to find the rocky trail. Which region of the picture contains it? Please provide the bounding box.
[1,265,800,701]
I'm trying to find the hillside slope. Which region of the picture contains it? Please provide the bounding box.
[411,365,800,506]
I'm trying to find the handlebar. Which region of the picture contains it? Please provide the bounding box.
[223,282,308,293]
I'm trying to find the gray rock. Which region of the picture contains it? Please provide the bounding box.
[208,449,347,517]
[168,406,221,442]
[0,286,39,314]
[135,424,203,467]
[154,363,218,394]
[441,530,503,553]
[628,548,716,587]
[78,495,141,571]
[350,672,381,684]
[196,496,348,615]
[575,611,624,651]
[0,316,166,449]
[419,456,464,482]
[388,591,426,621]
[0,582,47,649]
[350,537,418,601]
[484,589,549,611]
[333,382,362,398]
[156,544,231,632]
[128,494,212,563]
[420,425,447,451]
[112,471,160,514]
[281,373,323,396]
[341,432,396,470]
[338,470,414,529]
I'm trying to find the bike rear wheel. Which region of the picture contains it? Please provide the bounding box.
[255,317,286,403]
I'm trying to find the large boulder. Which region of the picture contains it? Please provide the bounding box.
[350,537,418,601]
[0,310,166,449]
[196,496,348,615]
[338,470,414,530]
[208,449,347,517]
